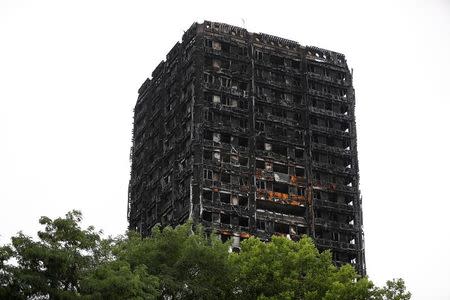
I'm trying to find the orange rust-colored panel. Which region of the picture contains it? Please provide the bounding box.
[213,188,219,192]
[290,195,306,205]
[240,232,251,238]
[218,229,232,236]
[290,175,298,184]
[290,200,300,206]
[272,192,289,199]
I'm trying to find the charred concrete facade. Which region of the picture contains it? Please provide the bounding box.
[128,21,365,274]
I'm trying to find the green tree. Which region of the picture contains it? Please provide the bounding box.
[230,235,373,300]
[79,260,159,299]
[0,210,160,299]
[373,278,411,300]
[0,244,15,298]
[0,210,411,300]
[1,210,102,299]
[114,223,234,300]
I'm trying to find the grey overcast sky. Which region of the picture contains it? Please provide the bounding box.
[1,0,449,298]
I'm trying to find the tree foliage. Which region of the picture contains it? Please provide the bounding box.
[79,260,159,300]
[0,211,411,300]
[372,279,411,300]
[230,236,373,300]
[112,224,234,300]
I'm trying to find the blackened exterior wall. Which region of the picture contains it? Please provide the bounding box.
[128,21,365,275]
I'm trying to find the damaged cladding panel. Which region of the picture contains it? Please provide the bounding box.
[128,21,365,275]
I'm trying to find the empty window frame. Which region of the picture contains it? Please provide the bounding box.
[222,153,230,163]
[204,39,212,48]
[295,148,304,159]
[256,121,265,131]
[331,232,339,241]
[221,133,231,144]
[272,144,287,156]
[256,160,265,169]
[272,108,286,118]
[256,219,266,230]
[239,119,248,129]
[239,217,249,227]
[236,155,246,166]
[220,77,231,87]
[204,130,213,140]
[220,214,230,224]
[203,73,214,83]
[295,167,305,177]
[256,140,265,150]
[223,97,237,107]
[203,150,212,160]
[221,173,231,183]
[202,211,212,222]
[202,190,213,201]
[203,169,213,180]
[255,50,263,60]
[274,222,289,234]
[294,94,303,105]
[270,55,284,66]
[239,99,248,109]
[220,193,231,204]
[239,177,249,186]
[204,110,214,122]
[273,163,288,174]
[238,137,248,147]
[239,196,248,207]
[256,180,266,190]
[273,182,289,194]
